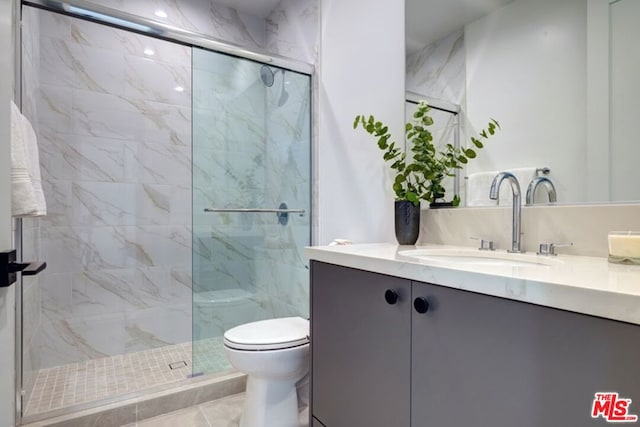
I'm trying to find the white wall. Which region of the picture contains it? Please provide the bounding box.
[0,0,15,425]
[318,0,405,244]
[610,0,640,201]
[465,0,587,203]
[585,0,610,202]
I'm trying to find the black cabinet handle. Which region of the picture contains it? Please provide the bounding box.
[414,297,429,314]
[384,289,399,305]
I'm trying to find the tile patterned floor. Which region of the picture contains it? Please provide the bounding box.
[120,393,310,427]
[24,338,231,418]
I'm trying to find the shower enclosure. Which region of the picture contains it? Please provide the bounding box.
[18,2,312,423]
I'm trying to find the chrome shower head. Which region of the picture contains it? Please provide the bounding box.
[260,66,289,106]
[260,65,276,87]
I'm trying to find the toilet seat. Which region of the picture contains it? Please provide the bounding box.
[223,317,309,351]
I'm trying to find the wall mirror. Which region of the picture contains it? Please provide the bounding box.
[406,0,640,206]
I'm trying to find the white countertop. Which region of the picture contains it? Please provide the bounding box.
[305,243,640,326]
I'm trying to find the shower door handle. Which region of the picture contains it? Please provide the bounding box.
[0,249,47,288]
[204,202,305,225]
[204,208,306,214]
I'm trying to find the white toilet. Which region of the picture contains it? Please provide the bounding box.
[223,316,310,427]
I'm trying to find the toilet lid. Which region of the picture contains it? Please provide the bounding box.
[223,317,309,351]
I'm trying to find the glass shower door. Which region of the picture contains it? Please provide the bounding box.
[191,48,311,376]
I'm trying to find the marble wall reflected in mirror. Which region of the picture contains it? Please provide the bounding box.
[406,0,640,206]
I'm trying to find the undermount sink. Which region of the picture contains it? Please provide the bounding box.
[397,248,556,268]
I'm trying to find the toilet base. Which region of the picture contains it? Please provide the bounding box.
[240,376,300,427]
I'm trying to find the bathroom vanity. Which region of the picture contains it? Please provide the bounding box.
[306,244,640,427]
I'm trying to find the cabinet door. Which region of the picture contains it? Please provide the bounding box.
[311,262,411,427]
[411,281,640,427]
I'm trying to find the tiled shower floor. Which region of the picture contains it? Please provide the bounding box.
[24,338,230,418]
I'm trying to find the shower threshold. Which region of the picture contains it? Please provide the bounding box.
[23,337,230,421]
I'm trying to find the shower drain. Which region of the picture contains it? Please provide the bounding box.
[168,361,187,370]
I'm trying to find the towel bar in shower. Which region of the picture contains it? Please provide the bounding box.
[204,202,305,225]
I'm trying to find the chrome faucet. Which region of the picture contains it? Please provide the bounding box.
[489,172,523,253]
[526,176,557,205]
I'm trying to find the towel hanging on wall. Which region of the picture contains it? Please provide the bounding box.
[466,170,498,207]
[10,101,47,217]
[466,167,538,206]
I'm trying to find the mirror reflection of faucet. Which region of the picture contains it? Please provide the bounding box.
[526,176,557,205]
[526,167,557,205]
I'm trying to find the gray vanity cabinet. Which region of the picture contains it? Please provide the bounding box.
[311,261,411,427]
[311,261,640,427]
[411,281,640,427]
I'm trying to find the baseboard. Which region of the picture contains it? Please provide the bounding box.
[21,370,246,427]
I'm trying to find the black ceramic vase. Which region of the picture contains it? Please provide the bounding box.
[394,200,420,245]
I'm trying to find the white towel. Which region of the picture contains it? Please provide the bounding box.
[507,167,538,191]
[10,101,47,217]
[466,167,538,206]
[466,170,498,207]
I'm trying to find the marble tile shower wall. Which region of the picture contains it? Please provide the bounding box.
[192,53,270,338]
[35,8,193,368]
[406,29,465,105]
[94,0,267,49]
[266,0,319,64]
[106,0,316,328]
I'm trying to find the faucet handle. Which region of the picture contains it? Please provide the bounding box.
[537,242,573,256]
[470,237,495,251]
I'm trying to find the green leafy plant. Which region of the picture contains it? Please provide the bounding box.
[353,101,500,206]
